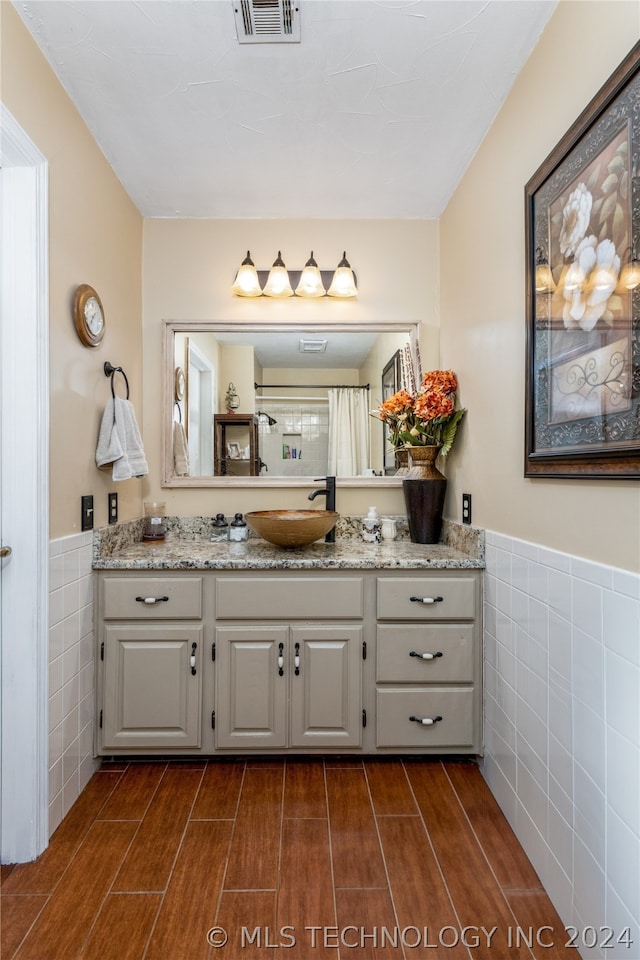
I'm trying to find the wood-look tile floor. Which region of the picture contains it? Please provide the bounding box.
[1,758,575,960]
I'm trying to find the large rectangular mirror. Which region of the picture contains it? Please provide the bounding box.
[162,320,420,487]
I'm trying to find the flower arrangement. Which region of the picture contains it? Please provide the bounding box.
[375,370,466,457]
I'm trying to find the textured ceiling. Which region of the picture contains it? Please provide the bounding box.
[15,0,556,219]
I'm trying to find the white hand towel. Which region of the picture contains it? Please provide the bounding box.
[173,421,190,476]
[96,396,149,481]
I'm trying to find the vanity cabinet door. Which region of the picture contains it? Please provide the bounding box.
[102,624,203,750]
[289,625,362,748]
[215,625,288,749]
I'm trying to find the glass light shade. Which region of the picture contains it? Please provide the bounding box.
[327,251,357,298]
[295,251,326,298]
[231,251,262,297]
[263,251,294,298]
[535,262,555,293]
[563,260,586,293]
[590,265,618,292]
[620,258,640,290]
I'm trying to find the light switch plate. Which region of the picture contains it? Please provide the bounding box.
[81,495,94,531]
[108,492,118,524]
[462,492,472,525]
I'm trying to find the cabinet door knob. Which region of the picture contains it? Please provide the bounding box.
[135,595,169,604]
[409,650,443,661]
[409,595,443,605]
[409,715,443,726]
[294,641,300,676]
[190,642,197,675]
[0,545,12,559]
[278,642,284,677]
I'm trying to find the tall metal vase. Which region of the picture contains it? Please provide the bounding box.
[402,445,446,544]
[394,448,409,476]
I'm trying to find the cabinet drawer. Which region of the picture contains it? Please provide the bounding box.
[376,687,475,748]
[215,577,363,620]
[377,577,475,620]
[102,577,203,619]
[377,624,474,682]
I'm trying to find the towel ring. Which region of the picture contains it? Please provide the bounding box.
[104,361,130,400]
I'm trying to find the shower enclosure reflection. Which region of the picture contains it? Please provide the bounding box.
[163,320,419,486]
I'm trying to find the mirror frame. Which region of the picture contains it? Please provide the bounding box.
[162,319,416,488]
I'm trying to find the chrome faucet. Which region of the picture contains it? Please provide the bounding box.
[308,476,336,542]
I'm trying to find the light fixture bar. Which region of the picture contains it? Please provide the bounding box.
[231,251,358,298]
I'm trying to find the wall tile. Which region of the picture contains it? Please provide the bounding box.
[603,590,640,666]
[483,530,640,947]
[573,578,603,641]
[48,533,99,837]
[607,808,639,920]
[573,626,604,717]
[606,727,640,834]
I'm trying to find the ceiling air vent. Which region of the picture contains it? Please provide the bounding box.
[299,339,327,354]
[233,0,300,44]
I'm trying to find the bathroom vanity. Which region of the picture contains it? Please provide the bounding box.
[93,519,484,758]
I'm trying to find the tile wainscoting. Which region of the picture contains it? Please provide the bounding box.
[482,530,640,959]
[48,532,100,836]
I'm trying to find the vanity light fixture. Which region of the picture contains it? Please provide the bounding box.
[231,250,358,298]
[534,246,556,294]
[263,251,294,298]
[327,251,358,299]
[619,244,640,290]
[295,251,325,298]
[231,251,262,297]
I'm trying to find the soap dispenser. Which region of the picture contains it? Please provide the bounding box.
[229,512,248,542]
[210,513,229,542]
[362,506,381,543]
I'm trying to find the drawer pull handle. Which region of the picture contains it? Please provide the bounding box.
[190,642,197,675]
[409,714,443,726]
[135,595,169,605]
[409,595,443,605]
[410,650,443,661]
[278,642,284,677]
[294,641,300,676]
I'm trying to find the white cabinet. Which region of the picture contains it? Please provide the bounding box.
[95,565,482,757]
[96,574,209,754]
[214,574,364,751]
[375,573,482,754]
[102,623,203,749]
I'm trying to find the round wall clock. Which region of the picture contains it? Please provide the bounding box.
[174,366,186,401]
[73,284,105,347]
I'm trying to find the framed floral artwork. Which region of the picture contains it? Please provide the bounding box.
[525,42,640,478]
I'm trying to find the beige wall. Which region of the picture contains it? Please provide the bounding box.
[1,4,143,538]
[440,1,640,572]
[142,219,438,516]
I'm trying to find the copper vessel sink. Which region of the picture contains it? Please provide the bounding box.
[245,509,339,548]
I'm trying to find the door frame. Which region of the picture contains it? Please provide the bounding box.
[0,103,50,862]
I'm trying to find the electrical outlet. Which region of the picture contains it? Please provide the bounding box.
[81,495,94,532]
[462,492,472,525]
[108,492,118,525]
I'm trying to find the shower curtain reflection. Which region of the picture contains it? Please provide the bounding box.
[327,387,370,477]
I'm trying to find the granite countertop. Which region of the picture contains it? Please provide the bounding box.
[93,517,485,571]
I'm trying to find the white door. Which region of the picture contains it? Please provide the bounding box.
[0,104,49,863]
[188,342,214,476]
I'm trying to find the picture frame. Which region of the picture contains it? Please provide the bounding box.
[226,442,240,460]
[525,42,640,479]
[382,350,402,475]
